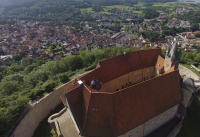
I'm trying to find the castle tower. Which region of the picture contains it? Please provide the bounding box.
[164,40,181,72]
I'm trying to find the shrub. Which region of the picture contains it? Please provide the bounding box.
[42,80,56,93]
[58,73,70,83]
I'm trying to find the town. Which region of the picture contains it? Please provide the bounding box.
[0,3,200,64]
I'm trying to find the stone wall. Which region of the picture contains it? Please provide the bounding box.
[10,81,72,137]
[100,66,155,93]
[119,105,179,137]
[181,88,193,108]
[144,105,179,136]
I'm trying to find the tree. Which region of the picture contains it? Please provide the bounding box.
[43,61,67,76]
[140,30,160,42]
[190,23,199,32]
[92,6,103,12]
[194,53,200,63]
[27,70,49,86]
[143,8,159,19]
[67,56,83,71]
[0,50,5,55]
[80,51,96,67]
[58,73,70,83]
[24,64,38,73]
[21,58,34,66]
[162,29,176,36]
[195,32,200,38]
[13,54,22,61]
[42,80,56,93]
[0,81,18,95]
[0,73,3,81]
[4,74,24,82]
[6,65,25,74]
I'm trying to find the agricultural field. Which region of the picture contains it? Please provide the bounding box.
[80,8,94,13]
[104,5,132,11]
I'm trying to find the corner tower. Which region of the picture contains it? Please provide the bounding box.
[164,40,181,72]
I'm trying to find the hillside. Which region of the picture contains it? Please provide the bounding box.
[0,0,177,21]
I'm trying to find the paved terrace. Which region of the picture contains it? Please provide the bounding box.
[179,65,199,80]
[57,110,80,137]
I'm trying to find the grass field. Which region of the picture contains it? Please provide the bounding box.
[133,2,146,7]
[181,64,200,77]
[104,5,132,11]
[80,8,93,13]
[152,2,175,13]
[133,10,143,14]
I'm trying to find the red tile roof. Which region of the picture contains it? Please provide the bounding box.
[81,49,161,85]
[64,49,182,136]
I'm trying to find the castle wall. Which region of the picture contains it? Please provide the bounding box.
[118,124,143,137]
[129,69,143,85]
[164,58,172,72]
[143,67,155,80]
[99,66,155,93]
[80,49,161,85]
[10,82,72,137]
[181,88,193,108]
[144,105,179,136]
[99,73,129,92]
[118,105,179,137]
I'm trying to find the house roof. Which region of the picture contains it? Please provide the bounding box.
[64,49,182,137]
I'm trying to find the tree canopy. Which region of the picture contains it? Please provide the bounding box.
[143,8,159,19]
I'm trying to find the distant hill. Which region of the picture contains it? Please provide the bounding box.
[178,0,200,1]
[0,0,177,21]
[0,0,28,5]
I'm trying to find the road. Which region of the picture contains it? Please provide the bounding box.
[177,34,188,42]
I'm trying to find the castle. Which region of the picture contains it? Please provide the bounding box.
[48,41,195,137]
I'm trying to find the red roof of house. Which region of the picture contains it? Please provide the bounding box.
[64,49,182,137]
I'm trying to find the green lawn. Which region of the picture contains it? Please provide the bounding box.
[133,2,146,7]
[152,3,171,7]
[80,8,93,13]
[100,11,111,14]
[104,5,132,11]
[132,34,139,40]
[133,10,143,14]
[181,64,200,77]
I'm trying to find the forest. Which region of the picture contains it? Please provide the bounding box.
[0,0,176,22]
